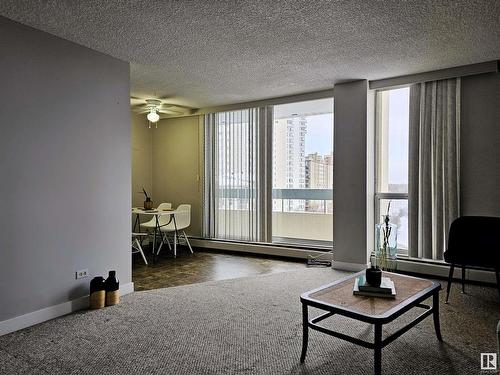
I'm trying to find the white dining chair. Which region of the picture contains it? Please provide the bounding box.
[158,204,193,257]
[140,202,172,228]
[139,202,172,251]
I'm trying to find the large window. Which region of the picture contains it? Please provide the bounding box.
[272,98,333,246]
[375,88,409,253]
[203,98,334,249]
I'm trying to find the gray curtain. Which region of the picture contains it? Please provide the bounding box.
[408,78,460,260]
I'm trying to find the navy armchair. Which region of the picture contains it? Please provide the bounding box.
[443,216,500,303]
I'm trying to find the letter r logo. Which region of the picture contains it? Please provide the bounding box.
[481,353,497,370]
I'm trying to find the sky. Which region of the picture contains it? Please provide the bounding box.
[305,113,333,155]
[274,99,334,156]
[387,88,409,185]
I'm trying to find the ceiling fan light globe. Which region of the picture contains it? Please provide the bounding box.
[147,111,160,123]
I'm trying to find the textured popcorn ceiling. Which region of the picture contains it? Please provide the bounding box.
[1,1,499,108]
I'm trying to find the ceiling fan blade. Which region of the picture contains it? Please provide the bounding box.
[158,109,183,115]
[167,103,194,110]
[155,98,195,110]
[131,104,148,111]
[130,98,145,106]
[161,104,193,112]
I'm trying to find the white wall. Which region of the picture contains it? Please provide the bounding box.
[0,18,131,324]
[460,72,500,216]
[272,211,333,241]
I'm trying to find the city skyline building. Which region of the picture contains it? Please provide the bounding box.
[305,152,334,212]
[272,115,307,211]
[305,152,333,189]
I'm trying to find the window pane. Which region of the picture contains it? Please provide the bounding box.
[272,98,333,246]
[376,88,409,193]
[378,199,408,252]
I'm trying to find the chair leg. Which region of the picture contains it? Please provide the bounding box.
[164,233,172,250]
[183,231,193,253]
[461,264,466,294]
[445,263,454,304]
[496,268,500,297]
[135,238,148,265]
[156,232,171,255]
[156,240,163,256]
[173,232,177,258]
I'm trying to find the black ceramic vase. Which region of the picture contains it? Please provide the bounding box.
[89,276,106,309]
[366,266,382,287]
[105,271,120,306]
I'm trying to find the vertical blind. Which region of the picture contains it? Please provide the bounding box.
[203,108,267,242]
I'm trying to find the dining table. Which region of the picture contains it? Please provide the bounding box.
[132,207,182,260]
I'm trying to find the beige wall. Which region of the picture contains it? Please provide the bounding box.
[131,112,152,208]
[152,116,203,236]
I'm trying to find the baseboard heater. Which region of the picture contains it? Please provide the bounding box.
[307,250,333,267]
[307,259,332,267]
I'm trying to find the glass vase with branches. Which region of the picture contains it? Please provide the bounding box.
[376,200,397,270]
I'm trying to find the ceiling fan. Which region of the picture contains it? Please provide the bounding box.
[130,97,193,128]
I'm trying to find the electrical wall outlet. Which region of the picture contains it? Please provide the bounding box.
[76,269,89,279]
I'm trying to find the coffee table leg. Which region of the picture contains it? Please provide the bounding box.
[374,323,382,375]
[300,303,309,363]
[433,292,443,341]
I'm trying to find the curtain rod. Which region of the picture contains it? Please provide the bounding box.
[369,60,498,90]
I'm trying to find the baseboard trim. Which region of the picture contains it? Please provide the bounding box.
[119,281,135,296]
[0,282,134,336]
[332,261,370,272]
[395,259,498,284]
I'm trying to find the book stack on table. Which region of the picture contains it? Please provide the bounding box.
[353,275,396,298]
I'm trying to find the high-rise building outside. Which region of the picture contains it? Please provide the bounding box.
[305,152,333,189]
[305,152,334,212]
[272,115,307,211]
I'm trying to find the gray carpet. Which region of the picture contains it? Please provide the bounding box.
[1,269,499,375]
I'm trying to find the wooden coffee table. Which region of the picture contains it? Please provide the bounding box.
[300,271,442,374]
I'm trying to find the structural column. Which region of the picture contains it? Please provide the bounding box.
[332,80,374,271]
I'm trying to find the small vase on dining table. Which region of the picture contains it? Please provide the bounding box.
[144,198,153,210]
